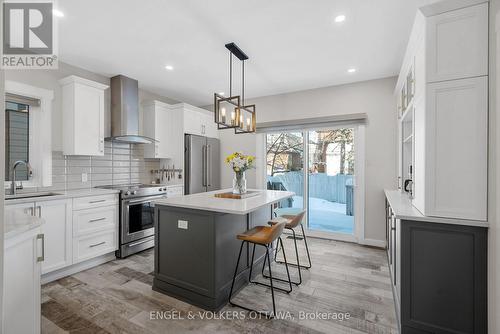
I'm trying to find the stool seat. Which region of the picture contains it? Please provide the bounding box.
[237,222,285,245]
[269,211,305,229]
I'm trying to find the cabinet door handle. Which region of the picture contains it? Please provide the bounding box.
[37,233,45,262]
[89,217,106,223]
[89,199,106,204]
[36,206,42,217]
[89,241,106,248]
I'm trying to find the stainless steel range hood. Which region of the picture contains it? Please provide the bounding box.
[107,75,156,144]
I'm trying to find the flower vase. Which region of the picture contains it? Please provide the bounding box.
[232,172,247,195]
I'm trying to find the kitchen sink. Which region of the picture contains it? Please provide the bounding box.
[5,192,62,200]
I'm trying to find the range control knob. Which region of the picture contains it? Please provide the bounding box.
[162,187,167,191]
[132,190,137,195]
[125,191,131,196]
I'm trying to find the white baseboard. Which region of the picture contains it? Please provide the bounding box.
[41,252,116,284]
[359,238,386,248]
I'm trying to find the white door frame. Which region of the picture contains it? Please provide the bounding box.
[259,124,366,243]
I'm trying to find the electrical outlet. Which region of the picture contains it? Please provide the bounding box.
[178,220,188,229]
[81,173,88,183]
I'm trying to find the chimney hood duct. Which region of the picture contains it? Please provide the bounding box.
[106,75,156,144]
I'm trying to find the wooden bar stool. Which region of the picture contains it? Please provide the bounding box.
[228,221,292,318]
[264,210,311,286]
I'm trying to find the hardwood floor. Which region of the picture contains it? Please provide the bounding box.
[41,237,398,334]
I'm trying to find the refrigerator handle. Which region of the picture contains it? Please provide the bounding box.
[202,145,207,186]
[207,144,212,187]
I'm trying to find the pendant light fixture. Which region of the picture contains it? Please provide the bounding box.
[214,42,256,134]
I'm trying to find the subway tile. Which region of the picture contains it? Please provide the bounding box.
[91,167,113,174]
[66,166,91,175]
[91,160,113,167]
[67,159,91,167]
[113,161,131,167]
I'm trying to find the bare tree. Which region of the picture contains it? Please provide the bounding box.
[266,133,303,176]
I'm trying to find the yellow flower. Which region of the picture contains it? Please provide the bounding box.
[234,167,240,172]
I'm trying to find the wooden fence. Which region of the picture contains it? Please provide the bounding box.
[267,171,353,204]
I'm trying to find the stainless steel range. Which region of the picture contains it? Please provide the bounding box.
[99,184,167,258]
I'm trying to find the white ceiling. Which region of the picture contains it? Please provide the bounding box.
[57,0,437,106]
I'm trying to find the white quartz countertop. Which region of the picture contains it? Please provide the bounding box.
[4,207,44,239]
[154,189,295,215]
[384,189,489,228]
[5,188,120,205]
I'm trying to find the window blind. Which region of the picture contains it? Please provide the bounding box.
[255,113,367,133]
[5,93,40,107]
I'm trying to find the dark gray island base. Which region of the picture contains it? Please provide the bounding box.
[153,205,272,311]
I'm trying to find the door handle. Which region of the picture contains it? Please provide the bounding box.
[36,205,42,218]
[89,241,106,248]
[89,217,106,223]
[37,233,45,262]
[89,199,106,204]
[202,145,207,186]
[207,144,211,187]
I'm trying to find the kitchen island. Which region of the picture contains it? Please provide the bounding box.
[153,189,294,311]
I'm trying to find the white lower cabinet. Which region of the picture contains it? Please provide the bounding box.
[73,229,117,263]
[4,227,43,334]
[7,194,119,280]
[38,199,73,274]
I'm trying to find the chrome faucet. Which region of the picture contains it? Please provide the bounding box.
[10,160,33,195]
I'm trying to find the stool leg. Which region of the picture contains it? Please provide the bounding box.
[266,244,276,318]
[249,243,256,283]
[291,228,302,285]
[253,243,291,293]
[300,224,312,269]
[229,241,245,305]
[275,226,312,270]
[278,237,293,291]
[262,237,297,287]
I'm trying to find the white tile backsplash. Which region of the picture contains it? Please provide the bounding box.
[49,142,159,191]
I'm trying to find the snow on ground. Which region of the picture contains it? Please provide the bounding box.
[275,196,354,234]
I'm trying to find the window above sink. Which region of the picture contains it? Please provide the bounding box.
[4,81,54,190]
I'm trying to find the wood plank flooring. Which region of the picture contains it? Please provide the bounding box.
[41,237,398,334]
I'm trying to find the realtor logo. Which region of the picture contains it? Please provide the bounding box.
[2,1,58,69]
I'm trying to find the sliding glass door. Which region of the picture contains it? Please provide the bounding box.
[266,127,357,240]
[307,129,355,235]
[266,132,305,215]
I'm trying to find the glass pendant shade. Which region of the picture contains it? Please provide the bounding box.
[214,93,241,129]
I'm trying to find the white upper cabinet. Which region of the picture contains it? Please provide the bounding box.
[396,0,488,221]
[143,101,172,159]
[426,3,488,83]
[60,76,108,156]
[143,101,218,160]
[424,77,487,220]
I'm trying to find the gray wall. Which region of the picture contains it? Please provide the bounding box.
[215,76,398,243]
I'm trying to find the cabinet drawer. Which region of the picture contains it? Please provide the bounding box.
[73,206,117,236]
[73,194,118,210]
[73,230,116,263]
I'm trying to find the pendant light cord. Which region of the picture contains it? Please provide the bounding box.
[242,60,245,105]
[229,52,232,97]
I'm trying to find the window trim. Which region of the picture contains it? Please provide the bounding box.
[4,81,53,190]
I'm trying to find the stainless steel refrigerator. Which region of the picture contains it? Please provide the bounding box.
[184,134,221,194]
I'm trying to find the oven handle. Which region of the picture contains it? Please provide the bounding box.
[124,195,166,205]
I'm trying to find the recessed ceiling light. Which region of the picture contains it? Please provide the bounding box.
[53,9,64,17]
[347,68,357,73]
[165,65,174,71]
[334,15,346,23]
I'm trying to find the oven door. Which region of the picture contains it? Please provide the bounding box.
[122,195,163,244]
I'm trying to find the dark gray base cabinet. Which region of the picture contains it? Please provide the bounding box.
[400,221,487,334]
[153,205,272,311]
[386,199,488,334]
